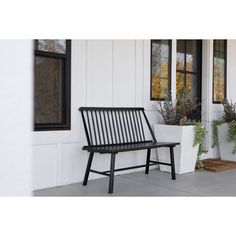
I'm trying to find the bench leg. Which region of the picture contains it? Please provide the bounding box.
[145,149,151,174]
[108,153,116,194]
[83,152,94,186]
[169,146,176,180]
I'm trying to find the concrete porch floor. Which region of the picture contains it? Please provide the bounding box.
[34,168,236,196]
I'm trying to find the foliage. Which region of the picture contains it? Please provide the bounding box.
[154,95,208,167]
[176,95,200,122]
[212,99,236,154]
[222,99,236,122]
[152,74,161,99]
[196,160,205,171]
[151,63,169,99]
[212,120,224,148]
[153,93,179,125]
[153,94,200,126]
[193,122,208,157]
[228,121,236,154]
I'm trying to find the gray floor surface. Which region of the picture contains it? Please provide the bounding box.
[34,168,236,196]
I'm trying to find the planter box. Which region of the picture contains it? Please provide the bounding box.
[218,123,236,161]
[154,124,199,174]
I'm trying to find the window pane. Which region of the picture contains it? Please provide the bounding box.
[151,40,170,99]
[186,74,197,98]
[219,40,225,52]
[151,76,169,99]
[186,40,198,73]
[34,56,64,124]
[213,56,225,101]
[213,40,226,102]
[177,40,185,71]
[176,40,201,103]
[176,72,185,96]
[36,40,66,54]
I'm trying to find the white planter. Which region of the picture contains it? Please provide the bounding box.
[154,124,199,174]
[218,123,236,161]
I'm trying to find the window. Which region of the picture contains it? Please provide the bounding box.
[176,40,202,100]
[213,40,227,103]
[34,40,71,131]
[150,40,171,100]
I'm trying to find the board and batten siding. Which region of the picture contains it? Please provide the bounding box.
[32,39,236,190]
[32,40,160,190]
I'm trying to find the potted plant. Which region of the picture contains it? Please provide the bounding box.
[153,95,207,174]
[212,100,236,161]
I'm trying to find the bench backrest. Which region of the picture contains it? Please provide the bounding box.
[79,107,157,147]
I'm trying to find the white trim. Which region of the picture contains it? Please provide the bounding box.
[171,40,177,100]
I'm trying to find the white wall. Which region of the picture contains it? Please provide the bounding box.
[33,39,236,190]
[0,40,33,196]
[204,40,236,159]
[226,40,236,102]
[33,40,160,190]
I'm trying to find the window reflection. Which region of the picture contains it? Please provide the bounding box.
[35,56,63,124]
[176,40,201,99]
[34,40,71,131]
[151,40,171,100]
[176,72,184,95]
[177,40,185,71]
[213,40,226,103]
[186,40,197,72]
[36,40,66,54]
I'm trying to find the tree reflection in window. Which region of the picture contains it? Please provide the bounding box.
[213,40,227,103]
[35,40,66,54]
[151,40,171,100]
[176,40,201,99]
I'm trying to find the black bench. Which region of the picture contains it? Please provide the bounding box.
[79,107,180,194]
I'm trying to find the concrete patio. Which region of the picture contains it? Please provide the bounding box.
[34,168,236,196]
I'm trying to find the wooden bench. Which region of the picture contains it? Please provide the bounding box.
[79,107,180,194]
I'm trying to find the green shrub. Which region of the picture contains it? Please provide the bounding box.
[228,121,236,154]
[222,99,236,122]
[212,99,236,154]
[193,122,208,157]
[212,120,224,148]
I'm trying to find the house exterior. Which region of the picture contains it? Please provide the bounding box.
[1,39,236,195]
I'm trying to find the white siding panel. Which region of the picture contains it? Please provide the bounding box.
[113,40,136,106]
[143,40,152,110]
[87,40,113,106]
[135,40,144,107]
[33,145,57,190]
[62,143,86,185]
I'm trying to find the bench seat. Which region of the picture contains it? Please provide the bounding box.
[83,141,179,154]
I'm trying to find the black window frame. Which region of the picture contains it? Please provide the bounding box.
[176,40,202,102]
[34,40,71,131]
[150,40,172,101]
[212,40,227,104]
